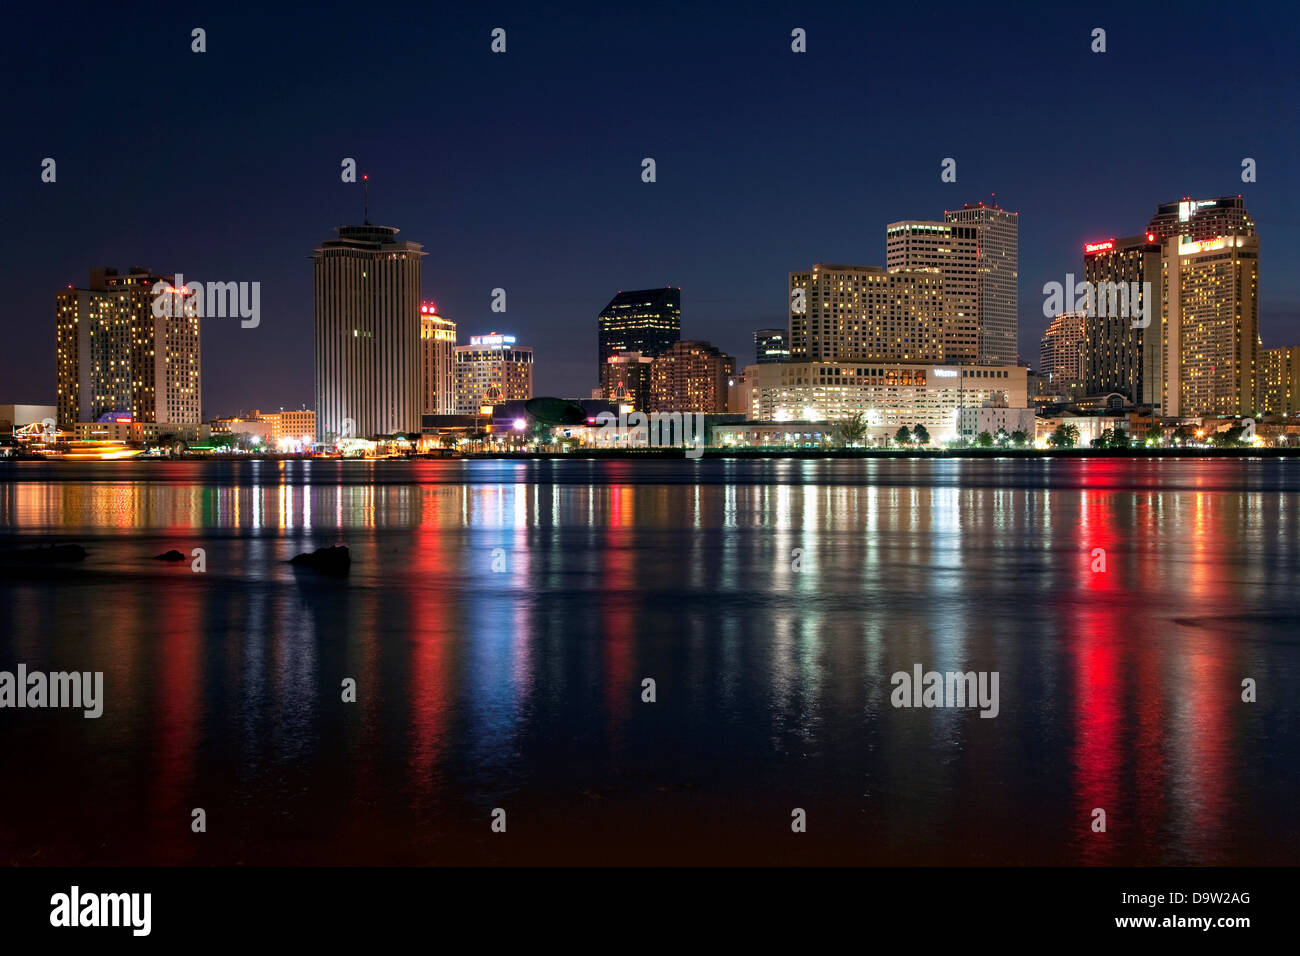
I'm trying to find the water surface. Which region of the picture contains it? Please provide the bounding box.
[0,458,1296,865]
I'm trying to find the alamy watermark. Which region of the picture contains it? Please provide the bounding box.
[50,886,150,936]
[152,273,260,328]
[890,664,999,718]
[590,411,706,459]
[0,665,103,718]
[1042,274,1152,328]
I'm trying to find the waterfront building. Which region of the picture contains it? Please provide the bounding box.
[454,333,533,414]
[313,224,424,440]
[55,267,201,428]
[734,360,1027,443]
[647,340,734,413]
[597,288,681,381]
[421,304,457,415]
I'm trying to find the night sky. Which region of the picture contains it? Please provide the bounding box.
[3,0,1297,417]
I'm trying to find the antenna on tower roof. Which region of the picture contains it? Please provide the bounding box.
[363,174,370,225]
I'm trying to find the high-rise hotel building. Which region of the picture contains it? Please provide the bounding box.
[597,288,681,380]
[1148,196,1257,418]
[1081,235,1163,408]
[1071,196,1258,418]
[788,264,945,363]
[420,304,457,415]
[885,221,979,362]
[1162,232,1259,417]
[313,224,424,440]
[1148,196,1255,243]
[55,267,201,428]
[454,333,533,413]
[943,203,1019,365]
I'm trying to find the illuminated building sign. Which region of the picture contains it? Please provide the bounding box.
[933,368,958,377]
[469,334,516,347]
[1084,240,1115,254]
[1178,199,1219,222]
[1177,236,1237,256]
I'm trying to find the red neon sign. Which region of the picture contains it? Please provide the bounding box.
[1084,240,1115,254]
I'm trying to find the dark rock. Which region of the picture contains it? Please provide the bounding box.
[289,545,351,575]
[0,544,88,564]
[155,549,186,561]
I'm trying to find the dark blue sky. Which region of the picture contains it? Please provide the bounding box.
[4,0,1297,416]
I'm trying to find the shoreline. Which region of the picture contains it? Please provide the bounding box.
[4,447,1300,463]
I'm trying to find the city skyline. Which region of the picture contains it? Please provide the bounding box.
[5,3,1297,416]
[4,0,1300,908]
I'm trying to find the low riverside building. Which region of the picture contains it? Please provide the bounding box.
[1034,412,1132,447]
[733,360,1028,444]
[957,404,1036,442]
[75,420,209,444]
[712,421,831,449]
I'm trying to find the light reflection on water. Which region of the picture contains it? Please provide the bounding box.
[0,458,1297,865]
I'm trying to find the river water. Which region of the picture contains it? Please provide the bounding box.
[0,457,1296,864]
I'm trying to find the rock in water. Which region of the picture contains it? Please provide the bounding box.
[155,549,186,561]
[289,545,351,575]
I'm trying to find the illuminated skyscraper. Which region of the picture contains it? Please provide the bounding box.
[420,304,457,415]
[943,203,1019,365]
[312,224,425,440]
[788,264,944,363]
[1081,235,1163,408]
[55,267,201,428]
[597,288,680,380]
[886,220,979,362]
[1162,232,1259,417]
[454,333,533,414]
[1148,196,1255,243]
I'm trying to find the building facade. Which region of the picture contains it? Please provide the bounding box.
[1081,235,1163,409]
[601,351,655,410]
[1040,312,1085,398]
[885,220,979,363]
[420,304,457,415]
[735,360,1027,443]
[55,267,201,428]
[1148,196,1256,244]
[275,409,316,442]
[454,334,533,414]
[647,340,734,413]
[597,288,681,381]
[1260,345,1300,417]
[957,404,1037,442]
[1162,233,1259,417]
[788,264,945,363]
[943,203,1019,365]
[313,224,425,440]
[754,328,790,364]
